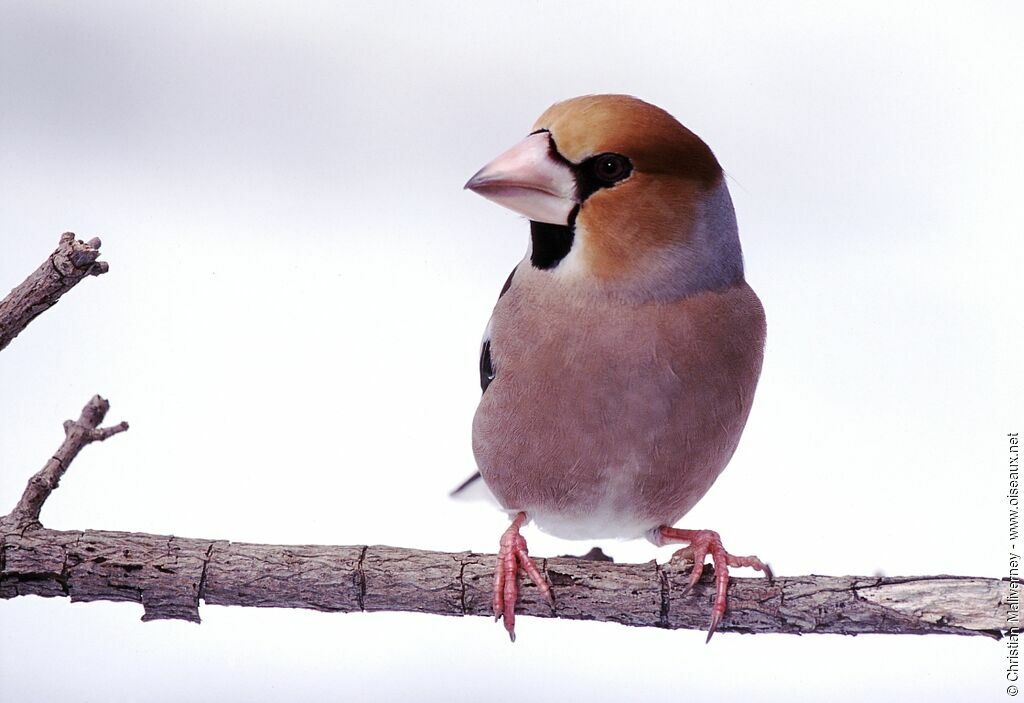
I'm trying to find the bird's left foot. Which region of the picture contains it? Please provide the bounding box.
[493,511,554,642]
[653,527,772,642]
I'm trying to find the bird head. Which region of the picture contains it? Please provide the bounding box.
[465,95,744,300]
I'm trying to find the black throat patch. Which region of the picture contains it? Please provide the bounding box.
[529,206,579,270]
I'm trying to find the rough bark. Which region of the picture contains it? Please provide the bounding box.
[0,525,1010,637]
[0,232,109,351]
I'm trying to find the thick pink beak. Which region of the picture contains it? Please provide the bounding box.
[464,132,577,225]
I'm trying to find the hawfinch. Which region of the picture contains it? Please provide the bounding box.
[459,94,770,641]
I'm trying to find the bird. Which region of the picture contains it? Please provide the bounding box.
[457,94,770,642]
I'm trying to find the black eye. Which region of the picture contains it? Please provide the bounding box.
[592,153,630,183]
[574,152,634,201]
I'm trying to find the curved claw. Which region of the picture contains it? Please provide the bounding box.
[706,608,723,644]
[657,526,770,642]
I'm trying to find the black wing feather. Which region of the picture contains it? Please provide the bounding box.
[450,471,483,497]
[479,340,494,392]
[478,266,517,394]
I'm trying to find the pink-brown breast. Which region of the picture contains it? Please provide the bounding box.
[472,268,766,540]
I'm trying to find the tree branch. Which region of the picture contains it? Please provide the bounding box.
[0,398,1012,638]
[0,395,128,532]
[0,232,109,351]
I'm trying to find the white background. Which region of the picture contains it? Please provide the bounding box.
[1,1,1020,701]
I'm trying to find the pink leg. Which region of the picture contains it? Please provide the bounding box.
[654,527,772,642]
[492,512,554,642]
